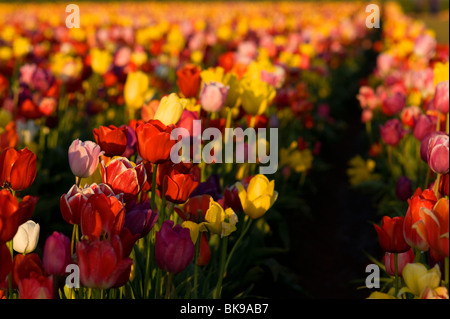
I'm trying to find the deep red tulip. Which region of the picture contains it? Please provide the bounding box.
[76,236,132,289]
[374,216,410,253]
[101,157,147,202]
[0,243,12,286]
[0,147,37,191]
[223,184,244,212]
[80,193,125,240]
[0,190,38,243]
[197,232,211,267]
[42,231,72,276]
[135,120,176,164]
[176,64,201,98]
[155,220,194,274]
[93,125,128,157]
[403,188,437,251]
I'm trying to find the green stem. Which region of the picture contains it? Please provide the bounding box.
[224,218,253,273]
[154,268,162,299]
[165,273,173,299]
[71,224,79,256]
[445,257,449,288]
[193,236,201,298]
[214,236,228,299]
[434,174,441,199]
[151,163,158,211]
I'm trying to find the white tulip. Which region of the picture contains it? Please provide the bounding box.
[13,220,40,254]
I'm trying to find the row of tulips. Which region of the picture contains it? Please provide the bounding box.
[351,2,449,299]
[0,2,379,299]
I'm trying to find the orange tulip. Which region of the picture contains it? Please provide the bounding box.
[413,198,449,258]
[176,64,201,98]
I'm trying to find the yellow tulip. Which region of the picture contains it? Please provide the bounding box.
[402,263,441,298]
[204,198,238,237]
[236,174,278,219]
[90,48,112,75]
[13,37,31,58]
[154,93,185,125]
[347,155,380,186]
[124,71,149,110]
[366,291,396,299]
[434,62,449,87]
[240,77,275,116]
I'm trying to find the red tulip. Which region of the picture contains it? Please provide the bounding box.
[176,64,201,98]
[155,220,194,274]
[223,184,243,212]
[12,253,44,289]
[197,232,211,267]
[403,188,437,251]
[163,165,199,204]
[18,273,53,299]
[0,190,38,243]
[80,193,125,240]
[414,198,449,257]
[374,216,410,253]
[175,194,211,222]
[0,147,37,191]
[93,125,128,157]
[101,157,147,202]
[135,120,176,164]
[439,173,449,197]
[76,236,132,289]
[60,183,121,225]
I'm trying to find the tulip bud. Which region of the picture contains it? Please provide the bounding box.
[379,118,407,146]
[395,176,413,201]
[42,231,71,276]
[68,139,104,178]
[155,220,194,274]
[427,133,449,174]
[13,220,40,254]
[374,216,410,253]
[433,81,449,114]
[154,93,184,125]
[199,81,229,113]
[176,64,201,98]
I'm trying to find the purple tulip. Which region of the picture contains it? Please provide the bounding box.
[42,231,72,276]
[395,176,413,202]
[120,125,137,158]
[155,220,194,274]
[68,139,104,178]
[199,81,229,113]
[379,119,407,146]
[124,200,158,238]
[427,133,449,174]
[413,114,437,141]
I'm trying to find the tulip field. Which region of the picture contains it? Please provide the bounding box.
[0,0,449,304]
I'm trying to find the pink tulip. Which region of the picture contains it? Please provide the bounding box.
[380,118,407,146]
[434,81,449,114]
[68,139,104,178]
[43,231,72,276]
[427,133,449,174]
[383,248,415,276]
[199,81,229,113]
